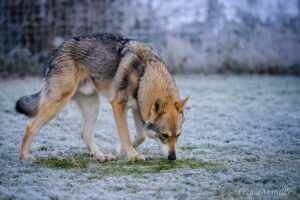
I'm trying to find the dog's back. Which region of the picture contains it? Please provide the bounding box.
[45,34,130,81]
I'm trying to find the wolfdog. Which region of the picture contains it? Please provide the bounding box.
[16,34,188,161]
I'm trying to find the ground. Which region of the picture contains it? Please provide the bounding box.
[0,75,299,200]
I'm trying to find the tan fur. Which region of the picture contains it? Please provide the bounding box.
[138,61,179,120]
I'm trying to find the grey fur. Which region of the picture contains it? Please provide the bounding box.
[15,91,41,116]
[45,34,130,81]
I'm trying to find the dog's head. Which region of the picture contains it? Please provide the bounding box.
[144,97,189,160]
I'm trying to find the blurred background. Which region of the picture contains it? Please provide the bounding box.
[0,0,299,76]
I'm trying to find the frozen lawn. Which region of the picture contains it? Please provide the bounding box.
[0,75,299,199]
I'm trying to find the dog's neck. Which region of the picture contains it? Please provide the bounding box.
[137,62,179,122]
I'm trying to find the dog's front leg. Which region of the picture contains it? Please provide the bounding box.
[132,108,146,148]
[111,99,145,160]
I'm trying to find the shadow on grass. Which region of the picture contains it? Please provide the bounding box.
[36,155,224,176]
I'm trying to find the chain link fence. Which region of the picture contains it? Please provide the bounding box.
[1,0,300,75]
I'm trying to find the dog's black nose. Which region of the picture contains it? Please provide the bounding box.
[168,152,176,160]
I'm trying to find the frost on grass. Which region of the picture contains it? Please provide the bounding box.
[0,75,300,199]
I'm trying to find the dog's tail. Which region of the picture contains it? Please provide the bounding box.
[15,91,41,117]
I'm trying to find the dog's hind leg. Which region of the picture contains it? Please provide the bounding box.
[74,93,115,162]
[132,108,146,149]
[21,63,79,160]
[21,89,76,160]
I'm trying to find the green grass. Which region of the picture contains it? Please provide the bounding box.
[36,155,223,176]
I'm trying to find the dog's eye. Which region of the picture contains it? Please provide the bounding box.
[161,133,169,139]
[176,133,181,138]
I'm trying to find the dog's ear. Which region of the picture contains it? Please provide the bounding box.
[175,97,189,114]
[151,98,165,116]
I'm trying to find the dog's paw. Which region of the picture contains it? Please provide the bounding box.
[116,146,146,161]
[124,147,145,161]
[129,153,146,161]
[103,154,115,162]
[93,153,115,162]
[21,154,36,160]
